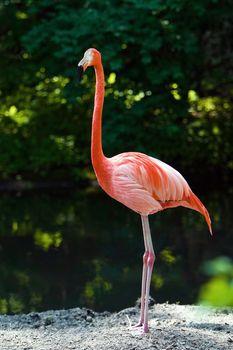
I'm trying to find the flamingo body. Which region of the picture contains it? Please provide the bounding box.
[78,48,212,333]
[94,151,211,233]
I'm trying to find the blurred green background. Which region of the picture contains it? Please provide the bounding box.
[0,0,232,314]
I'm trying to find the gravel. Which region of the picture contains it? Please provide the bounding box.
[0,303,232,350]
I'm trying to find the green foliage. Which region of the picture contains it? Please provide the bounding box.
[199,257,233,307]
[0,0,232,180]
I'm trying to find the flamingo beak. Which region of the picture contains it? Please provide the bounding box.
[78,50,94,81]
[77,65,84,81]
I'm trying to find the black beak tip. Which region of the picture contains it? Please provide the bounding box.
[77,65,84,81]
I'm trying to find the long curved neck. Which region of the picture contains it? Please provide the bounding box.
[91,62,106,171]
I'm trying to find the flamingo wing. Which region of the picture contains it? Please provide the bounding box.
[109,152,212,234]
[110,152,187,214]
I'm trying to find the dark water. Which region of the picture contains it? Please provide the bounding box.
[0,186,232,314]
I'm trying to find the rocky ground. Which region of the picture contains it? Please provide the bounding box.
[0,303,232,350]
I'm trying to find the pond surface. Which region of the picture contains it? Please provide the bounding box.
[0,186,232,314]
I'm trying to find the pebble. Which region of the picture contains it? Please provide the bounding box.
[44,317,54,326]
[86,316,93,323]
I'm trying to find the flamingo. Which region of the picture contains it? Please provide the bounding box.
[77,48,212,333]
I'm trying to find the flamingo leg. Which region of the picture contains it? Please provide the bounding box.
[134,215,155,332]
[134,215,149,327]
[142,215,155,333]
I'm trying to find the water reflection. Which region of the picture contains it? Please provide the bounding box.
[0,187,232,314]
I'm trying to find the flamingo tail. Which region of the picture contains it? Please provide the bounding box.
[187,191,212,235]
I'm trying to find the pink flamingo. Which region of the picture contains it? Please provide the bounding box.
[77,48,212,333]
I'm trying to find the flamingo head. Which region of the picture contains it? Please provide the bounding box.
[77,48,101,81]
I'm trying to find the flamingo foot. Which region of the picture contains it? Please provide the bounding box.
[131,321,143,328]
[130,321,150,333]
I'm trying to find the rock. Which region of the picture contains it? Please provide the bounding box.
[44,317,54,326]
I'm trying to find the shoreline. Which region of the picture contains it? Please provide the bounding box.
[0,303,232,350]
